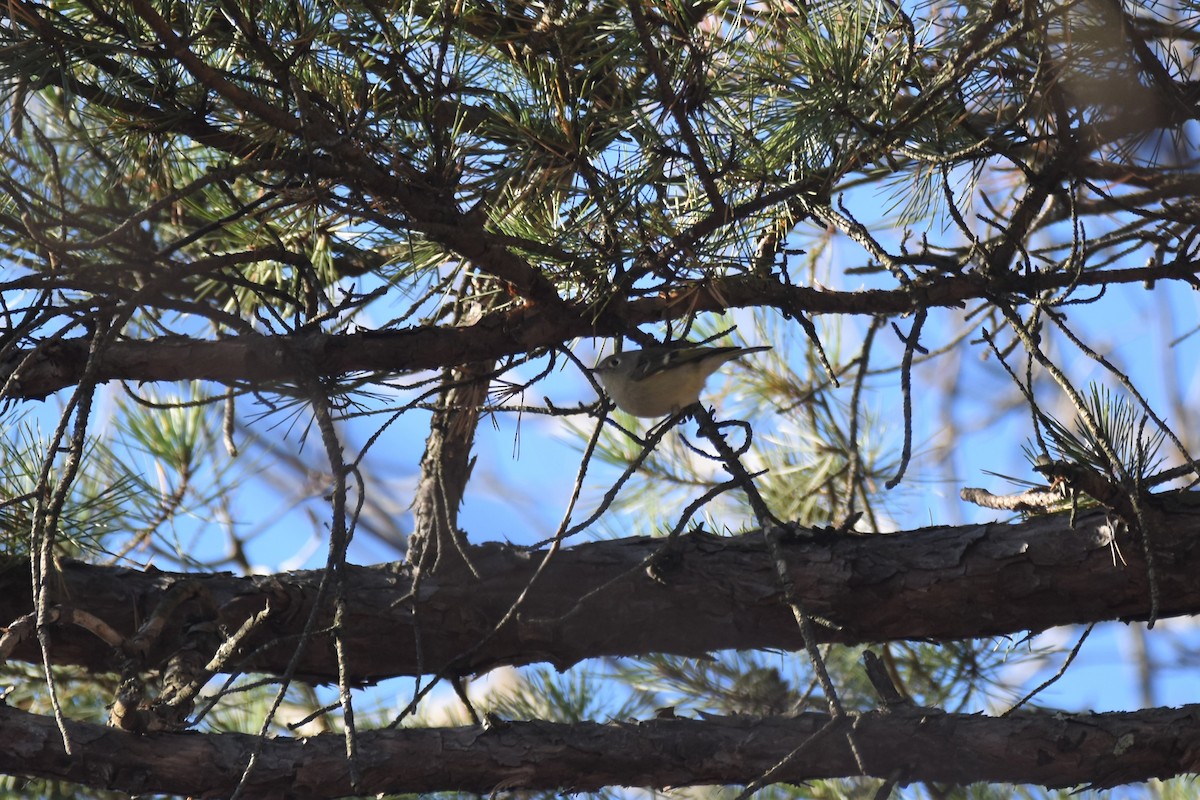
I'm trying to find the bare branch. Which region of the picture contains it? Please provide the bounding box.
[2,700,1198,795]
[2,502,1198,683]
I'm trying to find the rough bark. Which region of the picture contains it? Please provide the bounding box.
[408,280,500,571]
[6,258,1196,399]
[2,699,1198,796]
[1,500,1197,684]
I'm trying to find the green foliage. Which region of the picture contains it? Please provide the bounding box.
[1027,383,1167,483]
[0,0,1198,795]
[0,419,141,556]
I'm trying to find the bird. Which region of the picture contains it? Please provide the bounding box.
[591,343,772,417]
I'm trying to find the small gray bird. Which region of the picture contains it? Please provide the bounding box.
[591,344,772,417]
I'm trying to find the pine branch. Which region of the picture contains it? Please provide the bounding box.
[2,699,1197,795]
[0,501,1196,683]
[6,257,1199,399]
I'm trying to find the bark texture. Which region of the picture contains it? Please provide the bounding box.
[6,256,1193,399]
[2,700,1198,796]
[0,500,1196,684]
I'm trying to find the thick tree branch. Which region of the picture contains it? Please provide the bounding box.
[408,279,501,570]
[2,501,1198,684]
[8,258,1200,399]
[3,699,1199,795]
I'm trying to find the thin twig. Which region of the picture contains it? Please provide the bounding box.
[886,308,927,489]
[1002,623,1094,716]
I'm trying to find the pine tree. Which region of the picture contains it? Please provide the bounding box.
[1,0,1199,796]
